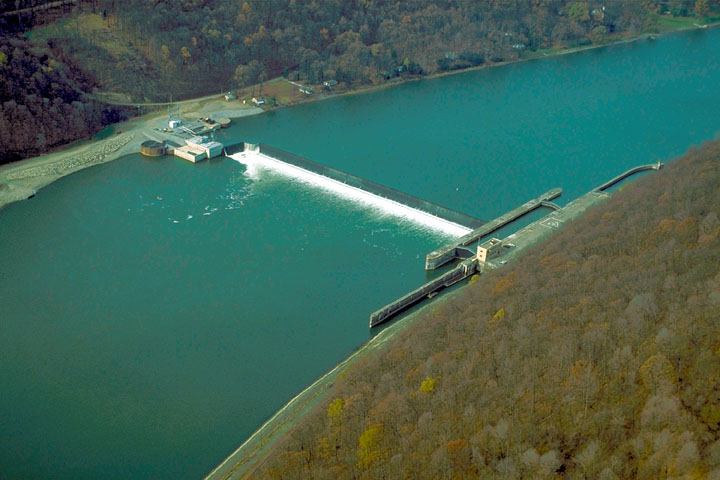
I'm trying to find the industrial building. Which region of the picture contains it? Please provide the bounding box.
[173,136,224,163]
[186,136,223,157]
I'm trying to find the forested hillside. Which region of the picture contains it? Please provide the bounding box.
[1,0,717,164]
[0,36,129,164]
[255,141,720,479]
[98,0,654,96]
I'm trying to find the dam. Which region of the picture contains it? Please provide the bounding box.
[225,142,484,235]
[369,161,665,328]
[223,143,664,329]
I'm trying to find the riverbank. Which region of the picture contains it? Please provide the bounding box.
[1,19,717,212]
[204,282,470,480]
[2,18,719,479]
[263,18,720,110]
[0,97,262,211]
[204,177,623,479]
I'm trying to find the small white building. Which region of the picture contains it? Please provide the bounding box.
[477,238,503,264]
[186,136,223,159]
[169,119,182,129]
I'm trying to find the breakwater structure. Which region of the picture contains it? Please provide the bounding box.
[594,160,663,192]
[224,142,484,234]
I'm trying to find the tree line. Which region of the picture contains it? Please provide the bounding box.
[0,36,129,164]
[1,0,716,163]
[98,0,656,95]
[254,139,720,478]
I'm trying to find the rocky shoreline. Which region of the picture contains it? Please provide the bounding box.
[5,134,135,181]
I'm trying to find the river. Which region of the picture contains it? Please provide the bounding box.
[1,28,719,479]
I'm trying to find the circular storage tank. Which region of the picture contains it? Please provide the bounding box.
[140,140,167,157]
[216,117,231,128]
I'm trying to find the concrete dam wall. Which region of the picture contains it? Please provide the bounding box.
[224,142,485,231]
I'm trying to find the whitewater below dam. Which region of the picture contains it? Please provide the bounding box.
[1,28,720,480]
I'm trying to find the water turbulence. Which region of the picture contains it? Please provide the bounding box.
[227,143,478,237]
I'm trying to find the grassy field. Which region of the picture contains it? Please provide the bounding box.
[26,13,135,57]
[234,77,315,107]
[262,78,307,104]
[25,13,169,101]
[650,13,708,32]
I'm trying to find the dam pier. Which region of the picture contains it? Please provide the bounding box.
[424,188,562,270]
[370,257,479,327]
[369,189,567,328]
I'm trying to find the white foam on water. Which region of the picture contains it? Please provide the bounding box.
[240,159,263,180]
[230,151,472,237]
[362,228,403,256]
[221,172,255,210]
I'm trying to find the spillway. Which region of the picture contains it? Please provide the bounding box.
[225,142,483,236]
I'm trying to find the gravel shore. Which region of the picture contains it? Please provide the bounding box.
[0,99,262,211]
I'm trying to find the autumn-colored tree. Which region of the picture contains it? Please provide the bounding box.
[256,138,720,479]
[694,0,709,18]
[568,2,590,23]
[356,424,386,470]
[419,376,436,394]
[180,46,191,65]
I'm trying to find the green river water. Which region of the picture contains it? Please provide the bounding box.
[1,28,719,479]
